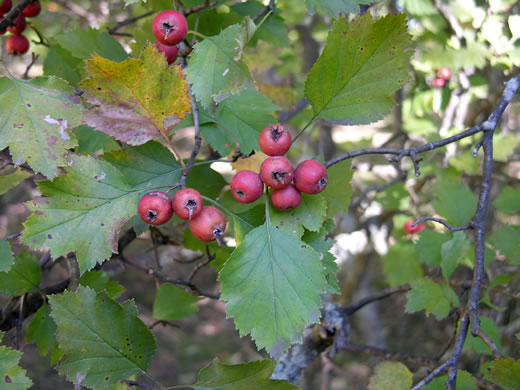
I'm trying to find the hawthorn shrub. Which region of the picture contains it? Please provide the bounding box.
[0,1,519,389]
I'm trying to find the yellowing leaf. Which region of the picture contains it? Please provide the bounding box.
[80,43,190,145]
[231,151,268,172]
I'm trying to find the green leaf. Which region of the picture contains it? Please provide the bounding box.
[484,358,520,389]
[463,316,502,355]
[405,278,459,320]
[480,274,514,311]
[415,230,450,268]
[219,219,326,358]
[322,160,353,218]
[55,28,128,61]
[441,231,471,278]
[269,194,327,238]
[374,183,409,211]
[79,271,125,299]
[183,228,233,272]
[383,243,422,287]
[0,344,32,389]
[432,179,478,226]
[186,164,227,200]
[199,87,279,156]
[43,45,83,85]
[0,169,32,196]
[369,361,413,390]
[49,286,156,388]
[305,14,412,125]
[26,303,57,356]
[153,284,199,321]
[422,370,477,389]
[21,142,183,273]
[305,0,376,16]
[494,187,520,214]
[80,43,191,146]
[0,239,14,272]
[322,253,340,294]
[0,76,81,178]
[185,20,255,110]
[191,359,297,389]
[0,250,40,296]
[489,225,520,264]
[494,134,520,162]
[75,125,120,155]
[232,204,265,245]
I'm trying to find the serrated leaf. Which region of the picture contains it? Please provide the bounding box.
[422,370,477,389]
[0,169,32,196]
[153,284,199,321]
[55,28,128,61]
[232,204,265,245]
[0,239,14,272]
[369,361,412,390]
[489,225,520,264]
[405,278,459,320]
[199,87,279,156]
[383,242,422,287]
[484,357,520,389]
[75,125,120,155]
[0,76,81,178]
[80,43,190,145]
[462,316,502,355]
[49,286,156,389]
[0,344,32,389]
[441,231,471,278]
[21,142,183,273]
[185,22,254,110]
[305,0,376,16]
[0,250,40,296]
[218,218,326,358]
[322,160,353,218]
[494,134,520,162]
[322,253,340,294]
[192,359,297,389]
[269,193,327,238]
[432,179,478,226]
[79,271,125,299]
[415,230,450,268]
[494,187,520,214]
[26,303,57,356]
[305,14,412,125]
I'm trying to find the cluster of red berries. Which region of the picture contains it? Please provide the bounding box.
[152,9,188,65]
[432,67,451,88]
[1,0,41,56]
[138,189,227,243]
[230,125,328,211]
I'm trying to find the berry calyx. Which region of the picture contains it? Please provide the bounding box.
[22,0,41,17]
[152,10,188,46]
[432,77,445,88]
[6,34,29,55]
[231,170,264,203]
[258,124,291,156]
[271,185,301,211]
[0,0,12,15]
[7,15,26,35]
[293,160,328,194]
[154,40,179,65]
[436,67,451,80]
[189,206,227,242]
[404,220,426,234]
[172,188,203,220]
[138,191,173,225]
[260,156,293,189]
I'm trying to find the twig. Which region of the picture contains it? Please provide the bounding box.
[107,11,154,35]
[22,53,39,79]
[343,285,410,315]
[349,171,407,209]
[184,0,218,16]
[185,246,216,283]
[29,24,50,47]
[253,0,275,22]
[279,98,308,123]
[0,0,32,31]
[343,342,438,368]
[412,217,472,233]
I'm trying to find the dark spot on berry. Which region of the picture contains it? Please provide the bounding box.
[5,376,12,383]
[236,190,244,198]
[105,377,109,381]
[48,234,52,239]
[101,223,105,226]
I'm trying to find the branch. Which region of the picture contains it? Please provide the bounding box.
[0,0,32,31]
[253,0,275,22]
[184,0,218,16]
[107,11,154,35]
[412,217,471,233]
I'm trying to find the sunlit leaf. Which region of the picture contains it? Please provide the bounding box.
[405,278,459,320]
[369,361,413,390]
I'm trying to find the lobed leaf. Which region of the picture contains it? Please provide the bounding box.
[0,344,32,389]
[489,225,520,265]
[26,303,57,356]
[0,239,14,272]
[0,169,32,196]
[405,278,459,320]
[0,250,40,296]
[369,361,413,390]
[483,357,520,389]
[440,231,471,278]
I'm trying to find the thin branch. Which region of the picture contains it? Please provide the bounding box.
[349,171,407,209]
[253,0,275,22]
[0,0,33,31]
[279,97,308,123]
[185,246,216,283]
[184,0,218,16]
[412,217,472,233]
[23,53,40,79]
[343,285,410,315]
[107,11,154,35]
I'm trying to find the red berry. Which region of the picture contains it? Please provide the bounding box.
[437,67,451,80]
[258,124,291,156]
[432,77,445,88]
[189,206,227,242]
[172,188,203,220]
[154,40,179,65]
[22,0,41,17]
[271,185,301,211]
[231,170,263,203]
[152,10,188,46]
[138,191,173,225]
[7,15,26,35]
[403,220,426,234]
[260,156,294,189]
[6,34,29,55]
[0,0,12,15]
[293,160,328,194]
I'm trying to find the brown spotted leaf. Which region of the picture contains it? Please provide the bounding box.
[0,76,81,178]
[80,42,190,145]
